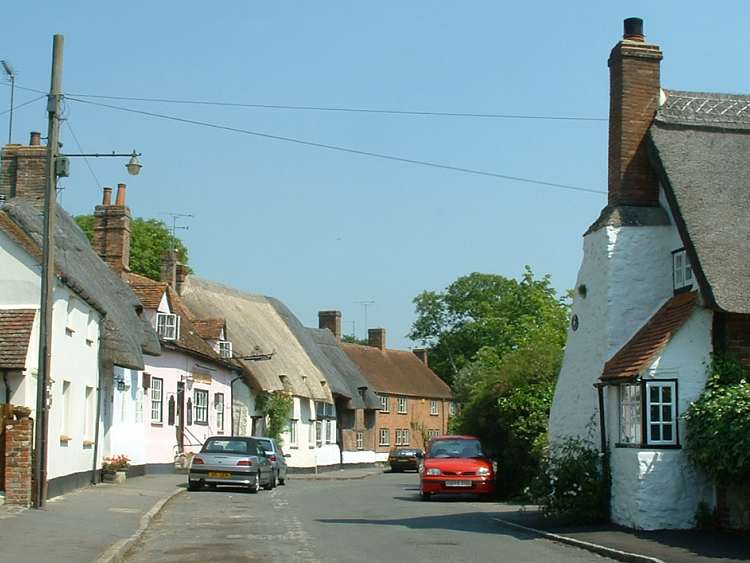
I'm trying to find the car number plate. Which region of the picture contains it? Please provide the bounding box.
[445,480,472,487]
[207,471,231,478]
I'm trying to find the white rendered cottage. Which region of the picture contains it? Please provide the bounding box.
[549,18,750,530]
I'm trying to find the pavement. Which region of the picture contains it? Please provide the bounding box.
[495,507,750,563]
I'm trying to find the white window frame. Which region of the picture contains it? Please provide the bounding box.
[215,392,225,432]
[356,431,364,450]
[194,388,209,424]
[151,377,163,423]
[618,383,641,445]
[645,380,678,446]
[430,400,439,416]
[217,340,233,359]
[402,428,409,446]
[672,249,693,291]
[315,420,323,447]
[395,428,403,446]
[325,419,333,444]
[289,419,298,447]
[397,397,407,414]
[379,395,390,413]
[379,428,389,446]
[156,313,180,341]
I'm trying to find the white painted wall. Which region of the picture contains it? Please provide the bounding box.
[278,396,341,468]
[342,450,377,464]
[0,229,104,480]
[110,366,146,466]
[607,309,714,530]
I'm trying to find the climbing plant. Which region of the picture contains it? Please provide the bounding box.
[256,391,294,443]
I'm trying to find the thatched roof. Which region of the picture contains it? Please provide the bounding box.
[179,276,332,402]
[1,199,160,369]
[649,89,750,314]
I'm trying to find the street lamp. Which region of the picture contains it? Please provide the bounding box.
[126,150,142,176]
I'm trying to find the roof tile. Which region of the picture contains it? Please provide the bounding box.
[0,309,36,369]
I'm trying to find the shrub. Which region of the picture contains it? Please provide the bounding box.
[529,437,608,524]
[102,454,131,471]
[256,391,294,443]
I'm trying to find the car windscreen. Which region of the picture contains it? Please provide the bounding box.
[428,439,483,459]
[202,438,254,454]
[256,438,273,452]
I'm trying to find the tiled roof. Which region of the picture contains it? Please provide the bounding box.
[0,309,36,369]
[341,343,453,400]
[125,273,168,310]
[193,318,225,340]
[601,292,698,382]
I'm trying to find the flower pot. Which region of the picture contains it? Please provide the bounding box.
[102,469,128,484]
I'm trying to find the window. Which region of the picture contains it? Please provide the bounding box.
[430,400,439,416]
[151,377,163,423]
[156,313,180,341]
[356,431,364,450]
[646,381,677,445]
[397,397,407,414]
[84,386,95,441]
[194,389,208,424]
[218,340,232,359]
[395,428,403,446]
[428,429,440,440]
[402,428,409,446]
[379,395,390,413]
[308,419,315,448]
[325,419,333,444]
[289,419,298,447]
[61,380,72,439]
[379,428,390,446]
[315,420,323,447]
[672,249,693,291]
[449,402,456,416]
[618,384,641,444]
[215,393,225,432]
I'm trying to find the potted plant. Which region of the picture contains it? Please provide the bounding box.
[102,454,131,483]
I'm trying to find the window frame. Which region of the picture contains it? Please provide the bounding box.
[289,419,298,447]
[356,431,364,450]
[615,378,680,449]
[215,392,225,433]
[397,397,407,414]
[430,400,439,416]
[379,394,390,413]
[217,340,233,359]
[618,383,641,445]
[379,428,389,446]
[194,388,209,425]
[672,248,693,293]
[315,420,323,448]
[156,312,180,341]
[151,377,164,423]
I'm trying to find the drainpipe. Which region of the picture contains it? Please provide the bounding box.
[595,383,607,453]
[2,369,10,403]
[595,382,611,520]
[90,342,103,485]
[230,375,242,437]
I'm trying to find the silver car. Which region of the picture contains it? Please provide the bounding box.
[253,437,290,486]
[188,436,274,493]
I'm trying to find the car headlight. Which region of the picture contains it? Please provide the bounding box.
[477,467,491,476]
[425,468,442,476]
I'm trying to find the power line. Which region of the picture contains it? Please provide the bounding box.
[64,119,102,190]
[1,82,607,121]
[0,94,45,116]
[65,96,606,196]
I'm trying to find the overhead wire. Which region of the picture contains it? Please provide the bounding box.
[64,119,102,190]
[0,94,46,116]
[65,96,605,196]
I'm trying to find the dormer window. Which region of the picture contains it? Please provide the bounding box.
[672,249,693,292]
[156,313,180,341]
[218,340,232,359]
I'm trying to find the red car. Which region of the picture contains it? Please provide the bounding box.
[419,435,495,501]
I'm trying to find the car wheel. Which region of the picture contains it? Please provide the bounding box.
[278,472,286,486]
[263,471,276,490]
[248,472,260,494]
[420,491,431,501]
[187,480,200,492]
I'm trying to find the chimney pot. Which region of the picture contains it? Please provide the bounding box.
[623,17,644,41]
[368,328,386,351]
[115,183,127,206]
[29,131,41,146]
[318,310,342,342]
[102,186,113,206]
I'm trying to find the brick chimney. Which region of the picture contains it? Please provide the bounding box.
[93,184,132,275]
[318,310,342,341]
[368,328,386,351]
[175,263,188,294]
[608,17,663,208]
[160,249,178,289]
[413,348,429,367]
[0,131,47,205]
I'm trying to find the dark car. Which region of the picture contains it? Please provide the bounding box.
[253,436,290,486]
[388,447,424,472]
[419,435,495,501]
[188,436,274,493]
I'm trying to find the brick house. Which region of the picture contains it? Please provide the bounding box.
[549,18,750,530]
[328,319,453,461]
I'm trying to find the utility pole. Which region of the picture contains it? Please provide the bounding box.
[34,34,64,509]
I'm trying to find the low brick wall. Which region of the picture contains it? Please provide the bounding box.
[4,406,33,506]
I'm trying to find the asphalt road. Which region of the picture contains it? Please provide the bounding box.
[125,472,613,562]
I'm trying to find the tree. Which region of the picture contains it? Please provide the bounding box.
[75,215,189,281]
[342,334,369,345]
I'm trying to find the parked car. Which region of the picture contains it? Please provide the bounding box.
[388,447,423,472]
[419,435,495,501]
[253,436,290,486]
[188,436,275,493]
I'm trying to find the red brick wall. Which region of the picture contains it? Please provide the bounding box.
[4,406,33,506]
[714,313,750,366]
[374,395,452,452]
[0,144,47,203]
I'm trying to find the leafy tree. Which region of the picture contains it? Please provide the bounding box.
[342,334,369,345]
[75,215,189,281]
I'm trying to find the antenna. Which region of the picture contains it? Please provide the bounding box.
[355,300,375,340]
[163,212,194,257]
[1,60,16,144]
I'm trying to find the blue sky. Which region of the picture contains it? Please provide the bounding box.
[2,2,749,348]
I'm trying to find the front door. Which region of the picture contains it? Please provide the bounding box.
[176,382,185,453]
